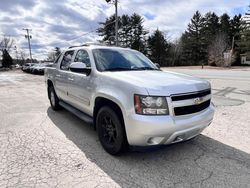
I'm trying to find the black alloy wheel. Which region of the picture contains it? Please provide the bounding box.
[96,106,127,155]
[48,86,61,111]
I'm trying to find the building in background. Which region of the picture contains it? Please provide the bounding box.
[241,53,250,65]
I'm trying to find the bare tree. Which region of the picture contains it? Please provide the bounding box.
[0,36,14,52]
[19,50,27,65]
[208,33,231,67]
[169,39,183,66]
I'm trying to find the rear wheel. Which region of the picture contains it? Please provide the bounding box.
[48,86,61,111]
[96,106,127,155]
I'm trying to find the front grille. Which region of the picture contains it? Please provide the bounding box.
[174,99,211,116]
[171,89,211,116]
[171,89,211,101]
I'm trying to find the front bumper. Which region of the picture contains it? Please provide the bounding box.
[124,104,215,146]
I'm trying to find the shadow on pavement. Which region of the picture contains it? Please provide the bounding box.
[47,107,250,187]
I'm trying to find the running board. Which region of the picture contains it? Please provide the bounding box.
[59,101,93,125]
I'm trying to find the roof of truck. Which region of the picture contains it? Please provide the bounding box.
[67,43,133,51]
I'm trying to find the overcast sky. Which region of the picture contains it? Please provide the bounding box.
[0,0,249,60]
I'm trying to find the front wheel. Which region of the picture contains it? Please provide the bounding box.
[96,106,127,155]
[48,86,61,111]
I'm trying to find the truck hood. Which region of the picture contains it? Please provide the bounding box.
[103,70,210,96]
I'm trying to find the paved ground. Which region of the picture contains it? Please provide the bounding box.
[0,69,250,188]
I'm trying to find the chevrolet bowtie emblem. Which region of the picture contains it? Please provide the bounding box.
[194,97,203,105]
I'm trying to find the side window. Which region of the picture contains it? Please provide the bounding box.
[74,50,91,67]
[60,50,74,70]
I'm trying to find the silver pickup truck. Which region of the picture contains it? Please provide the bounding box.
[45,44,215,155]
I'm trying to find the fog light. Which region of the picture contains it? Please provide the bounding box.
[147,137,164,145]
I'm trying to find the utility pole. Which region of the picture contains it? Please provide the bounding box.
[114,0,118,46]
[23,28,32,63]
[105,0,118,46]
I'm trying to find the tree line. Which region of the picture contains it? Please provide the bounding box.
[97,8,250,67]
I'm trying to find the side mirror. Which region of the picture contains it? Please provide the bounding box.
[69,62,91,75]
[155,63,160,69]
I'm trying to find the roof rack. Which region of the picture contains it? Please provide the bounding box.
[68,42,108,49]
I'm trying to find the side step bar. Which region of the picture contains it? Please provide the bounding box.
[59,101,93,125]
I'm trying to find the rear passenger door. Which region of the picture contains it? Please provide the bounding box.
[67,49,94,115]
[55,50,75,102]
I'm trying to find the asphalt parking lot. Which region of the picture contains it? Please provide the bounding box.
[0,69,250,188]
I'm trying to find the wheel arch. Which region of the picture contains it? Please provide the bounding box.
[93,96,125,130]
[47,79,54,99]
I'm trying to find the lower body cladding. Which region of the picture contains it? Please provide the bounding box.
[125,104,215,146]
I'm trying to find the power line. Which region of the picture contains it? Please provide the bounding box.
[66,30,96,42]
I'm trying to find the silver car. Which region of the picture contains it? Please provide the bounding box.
[45,44,215,155]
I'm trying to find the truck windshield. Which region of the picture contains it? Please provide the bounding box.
[92,49,159,72]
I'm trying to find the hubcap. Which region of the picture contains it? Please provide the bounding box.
[50,90,56,107]
[101,115,117,144]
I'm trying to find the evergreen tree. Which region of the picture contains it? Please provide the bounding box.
[147,29,170,66]
[97,13,148,53]
[230,14,242,41]
[238,25,250,53]
[97,15,117,44]
[181,11,207,65]
[204,12,220,44]
[119,15,131,47]
[2,49,13,68]
[230,14,242,65]
[219,13,231,44]
[129,13,148,53]
[237,6,250,54]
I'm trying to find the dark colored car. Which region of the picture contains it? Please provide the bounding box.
[31,64,47,75]
[22,63,35,72]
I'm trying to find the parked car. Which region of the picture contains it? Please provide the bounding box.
[45,44,215,155]
[31,64,46,75]
[22,63,34,72]
[29,64,37,73]
[44,63,54,68]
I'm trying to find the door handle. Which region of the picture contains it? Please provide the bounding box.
[56,74,61,77]
[68,78,74,81]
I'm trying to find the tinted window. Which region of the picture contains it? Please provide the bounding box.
[74,50,91,67]
[93,49,158,72]
[60,50,74,70]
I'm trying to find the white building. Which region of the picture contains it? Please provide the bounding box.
[241,54,250,65]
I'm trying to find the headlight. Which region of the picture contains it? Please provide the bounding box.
[134,95,169,115]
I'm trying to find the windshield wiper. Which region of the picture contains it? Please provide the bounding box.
[104,67,133,71]
[132,67,160,71]
[104,67,160,72]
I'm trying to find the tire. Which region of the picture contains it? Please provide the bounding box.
[96,106,127,155]
[48,86,61,111]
